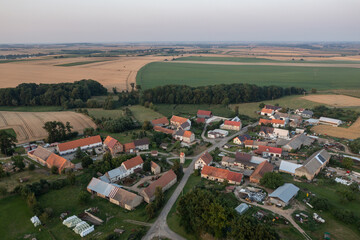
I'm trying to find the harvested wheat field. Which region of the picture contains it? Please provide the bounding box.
[0,55,170,91]
[0,111,96,143]
[302,95,360,107]
[312,117,360,140]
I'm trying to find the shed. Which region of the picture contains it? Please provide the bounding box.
[269,183,299,206]
[235,203,249,215]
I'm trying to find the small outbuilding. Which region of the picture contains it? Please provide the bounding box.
[268,183,299,206]
[235,203,249,215]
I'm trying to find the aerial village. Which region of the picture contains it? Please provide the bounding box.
[2,103,360,239]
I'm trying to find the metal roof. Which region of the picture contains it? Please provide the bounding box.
[235,203,249,215]
[87,177,116,197]
[279,161,302,174]
[269,183,299,204]
[106,165,127,180]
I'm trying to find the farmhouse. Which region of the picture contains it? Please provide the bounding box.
[151,161,161,175]
[28,146,53,166]
[134,138,150,151]
[57,135,102,155]
[298,109,313,118]
[104,156,144,182]
[197,110,212,119]
[255,146,282,158]
[87,177,143,210]
[261,108,274,116]
[233,152,257,170]
[268,183,299,207]
[233,134,251,145]
[294,149,330,180]
[259,119,286,128]
[244,140,268,149]
[124,142,136,153]
[103,136,123,156]
[319,117,343,127]
[151,117,169,127]
[272,128,290,139]
[282,133,315,152]
[221,120,241,131]
[142,169,177,203]
[207,129,228,138]
[201,165,243,185]
[173,129,195,143]
[122,155,144,172]
[153,126,174,135]
[258,127,274,138]
[250,161,273,183]
[279,160,302,175]
[195,151,213,170]
[105,166,127,182]
[170,115,191,130]
[264,105,282,111]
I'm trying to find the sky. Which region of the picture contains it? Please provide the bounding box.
[0,0,359,44]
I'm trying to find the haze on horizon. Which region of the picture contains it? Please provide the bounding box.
[0,0,359,44]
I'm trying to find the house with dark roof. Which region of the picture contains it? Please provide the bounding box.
[201,165,243,185]
[170,115,191,130]
[259,126,274,138]
[103,136,123,156]
[87,177,143,210]
[264,105,282,111]
[294,149,330,180]
[195,151,213,169]
[269,183,299,206]
[234,152,257,170]
[233,134,251,145]
[173,129,195,143]
[151,117,169,127]
[282,133,315,152]
[300,110,313,118]
[197,110,212,119]
[221,120,241,131]
[142,170,177,203]
[57,135,102,155]
[250,161,273,183]
[134,138,150,151]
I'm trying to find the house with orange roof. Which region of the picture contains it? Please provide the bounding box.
[221,120,241,131]
[250,161,274,183]
[173,129,195,144]
[170,115,191,130]
[142,169,177,203]
[122,155,144,173]
[153,126,175,135]
[201,165,243,185]
[197,110,212,119]
[46,153,75,174]
[57,135,102,155]
[103,136,123,156]
[255,145,283,158]
[151,161,161,175]
[124,142,136,153]
[151,117,169,127]
[195,151,213,170]
[244,140,268,149]
[259,118,286,128]
[260,108,274,116]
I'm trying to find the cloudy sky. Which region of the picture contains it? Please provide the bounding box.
[0,0,359,43]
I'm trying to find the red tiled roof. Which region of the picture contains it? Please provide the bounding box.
[261,108,274,114]
[256,145,282,154]
[124,142,136,152]
[201,165,243,183]
[143,170,177,199]
[151,161,159,169]
[250,161,274,181]
[259,119,272,125]
[224,120,241,127]
[196,118,205,123]
[122,155,144,170]
[170,115,188,124]
[104,136,119,149]
[46,153,74,173]
[153,126,175,135]
[198,151,213,165]
[57,135,102,152]
[272,119,285,124]
[259,119,285,125]
[244,140,254,145]
[197,110,212,117]
[151,117,169,126]
[183,131,193,138]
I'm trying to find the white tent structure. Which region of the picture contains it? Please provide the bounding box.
[63,215,94,237]
[30,216,41,227]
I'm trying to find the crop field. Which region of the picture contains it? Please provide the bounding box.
[312,117,360,140]
[0,111,96,143]
[137,62,360,90]
[127,105,164,123]
[302,94,360,107]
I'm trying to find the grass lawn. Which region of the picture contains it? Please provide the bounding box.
[137,62,360,91]
[0,106,63,112]
[229,95,328,118]
[155,104,234,118]
[169,159,192,168]
[127,105,164,123]
[98,129,152,144]
[86,108,125,119]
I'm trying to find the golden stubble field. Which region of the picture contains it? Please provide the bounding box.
[0,111,96,143]
[302,95,360,107]
[312,117,360,140]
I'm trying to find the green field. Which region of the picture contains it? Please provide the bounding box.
[0,106,63,112]
[55,60,109,67]
[127,105,164,123]
[137,62,360,90]
[155,104,234,118]
[87,108,125,119]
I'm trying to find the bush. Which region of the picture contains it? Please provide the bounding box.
[28,163,35,171]
[260,172,284,189]
[78,191,90,204]
[51,166,59,174]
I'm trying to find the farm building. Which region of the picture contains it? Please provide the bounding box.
[282,133,315,152]
[233,152,257,170]
[299,110,314,118]
[244,140,268,149]
[207,129,228,138]
[268,183,299,206]
[103,136,123,156]
[259,119,286,128]
[250,161,273,183]
[87,177,143,210]
[264,105,282,111]
[235,203,249,215]
[57,135,102,155]
[319,117,343,127]
[260,108,274,116]
[124,142,136,153]
[142,169,177,203]
[258,127,274,138]
[151,161,161,175]
[279,161,302,175]
[104,155,144,182]
[122,155,144,172]
[173,129,195,143]
[233,134,251,145]
[134,138,150,151]
[170,115,191,130]
[197,110,212,119]
[201,165,243,185]
[294,149,330,180]
[151,117,169,127]
[195,151,213,170]
[272,128,290,139]
[255,146,282,158]
[153,126,174,135]
[105,165,128,182]
[28,146,53,166]
[221,120,241,131]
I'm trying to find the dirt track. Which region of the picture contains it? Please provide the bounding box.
[0,111,96,143]
[312,117,360,140]
[302,94,360,107]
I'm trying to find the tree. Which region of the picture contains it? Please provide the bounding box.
[67,172,76,185]
[29,163,35,171]
[130,83,135,91]
[51,166,58,174]
[142,120,151,131]
[0,130,16,156]
[259,103,265,109]
[143,160,151,172]
[43,121,75,143]
[342,157,354,170]
[81,156,93,168]
[12,156,25,171]
[171,160,183,179]
[349,138,360,154]
[260,172,284,189]
[311,88,317,94]
[74,147,86,160]
[146,202,156,219]
[154,187,164,209]
[78,191,90,204]
[234,106,239,116]
[83,127,95,136]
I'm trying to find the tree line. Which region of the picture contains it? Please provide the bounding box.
[140,84,304,104]
[0,79,107,107]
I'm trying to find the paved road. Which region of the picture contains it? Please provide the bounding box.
[142,123,257,240]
